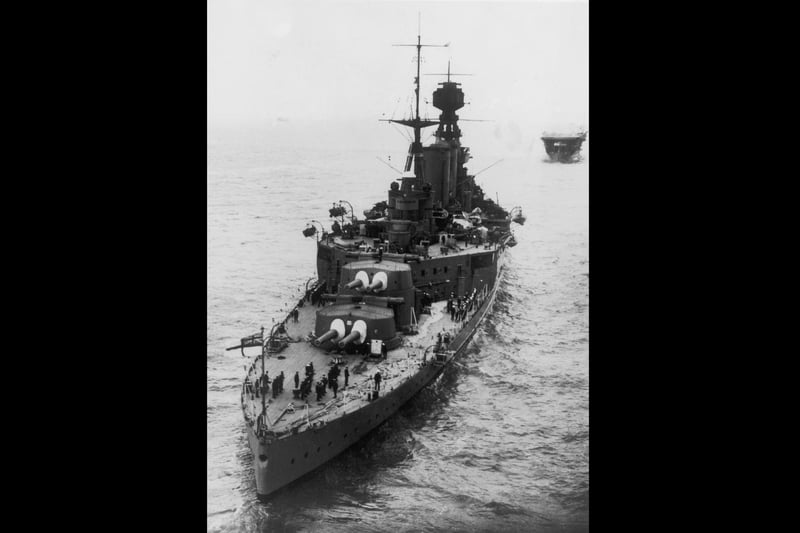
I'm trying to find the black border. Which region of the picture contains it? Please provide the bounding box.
[21,1,751,530]
[29,4,210,529]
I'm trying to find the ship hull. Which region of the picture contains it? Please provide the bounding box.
[247,255,504,498]
[546,151,581,163]
[541,136,586,163]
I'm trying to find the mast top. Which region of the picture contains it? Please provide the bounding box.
[391,31,449,124]
[390,25,450,180]
[426,61,473,84]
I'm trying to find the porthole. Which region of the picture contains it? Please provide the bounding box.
[444,266,448,273]
[304,452,308,459]
[317,447,321,452]
[328,441,332,447]
[344,433,348,438]
[291,458,295,464]
[421,270,426,276]
[433,268,438,275]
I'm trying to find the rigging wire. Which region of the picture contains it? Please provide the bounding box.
[391,122,412,142]
[376,156,402,175]
[473,159,505,177]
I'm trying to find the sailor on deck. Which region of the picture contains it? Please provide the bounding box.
[261,372,270,397]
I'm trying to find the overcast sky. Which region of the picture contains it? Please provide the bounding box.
[208,0,587,148]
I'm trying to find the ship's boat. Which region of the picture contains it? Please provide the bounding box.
[509,206,527,226]
[541,130,587,163]
[233,31,525,499]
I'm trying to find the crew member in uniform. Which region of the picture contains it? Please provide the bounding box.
[261,372,270,397]
[374,371,382,391]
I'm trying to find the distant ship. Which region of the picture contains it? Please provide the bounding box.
[541,130,587,163]
[231,30,523,499]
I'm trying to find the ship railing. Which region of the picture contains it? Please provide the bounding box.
[282,401,331,432]
[260,278,325,358]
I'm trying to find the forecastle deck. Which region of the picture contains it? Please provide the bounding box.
[241,282,493,439]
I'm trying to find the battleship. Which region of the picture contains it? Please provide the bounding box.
[541,130,587,162]
[231,32,523,499]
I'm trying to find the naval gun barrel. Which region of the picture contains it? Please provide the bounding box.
[345,278,364,290]
[366,279,383,292]
[337,330,361,348]
[321,294,405,305]
[314,329,339,345]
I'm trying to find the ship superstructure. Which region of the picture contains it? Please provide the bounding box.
[234,31,523,499]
